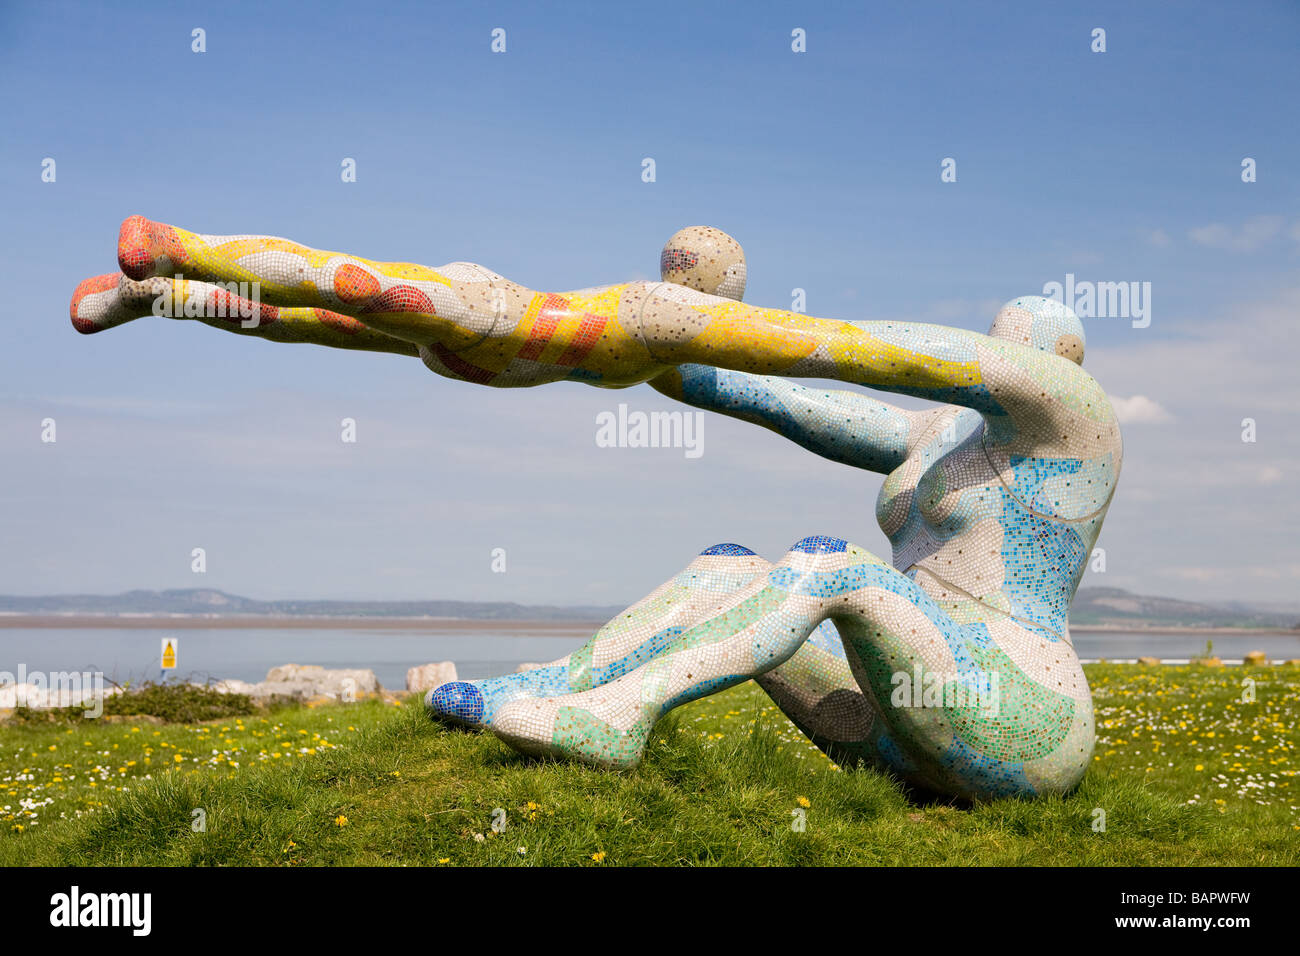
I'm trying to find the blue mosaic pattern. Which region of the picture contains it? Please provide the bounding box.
[699,542,757,556]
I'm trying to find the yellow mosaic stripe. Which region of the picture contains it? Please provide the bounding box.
[172,230,452,306]
[686,300,985,391]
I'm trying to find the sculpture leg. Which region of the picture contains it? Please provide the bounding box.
[490,535,1093,799]
[429,545,884,770]
[488,536,903,770]
[426,543,771,727]
[114,215,444,305]
[753,621,882,767]
[70,273,418,355]
[110,215,505,351]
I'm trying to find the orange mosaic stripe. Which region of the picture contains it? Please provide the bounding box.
[516,293,565,362]
[555,313,607,367]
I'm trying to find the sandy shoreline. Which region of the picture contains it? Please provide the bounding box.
[0,614,1294,637]
[0,615,603,631]
[1072,625,1298,637]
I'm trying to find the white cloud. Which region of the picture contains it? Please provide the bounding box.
[1145,229,1171,247]
[1109,394,1173,424]
[1188,215,1284,251]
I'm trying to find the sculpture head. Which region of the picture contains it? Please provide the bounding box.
[988,295,1085,365]
[660,226,747,301]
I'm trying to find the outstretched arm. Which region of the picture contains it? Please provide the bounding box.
[633,283,1120,472]
[649,365,938,474]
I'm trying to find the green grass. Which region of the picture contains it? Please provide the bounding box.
[11,681,261,725]
[0,664,1295,866]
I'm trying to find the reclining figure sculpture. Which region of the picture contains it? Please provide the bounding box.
[71,218,1120,800]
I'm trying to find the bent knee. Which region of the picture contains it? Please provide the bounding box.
[788,535,849,555]
[699,543,758,556]
[784,536,888,567]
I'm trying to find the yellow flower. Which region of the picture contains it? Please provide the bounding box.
[437,857,450,864]
[1195,764,1204,771]
[591,851,606,862]
[795,796,811,808]
[335,815,349,826]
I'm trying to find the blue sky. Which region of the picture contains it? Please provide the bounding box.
[1,0,1297,606]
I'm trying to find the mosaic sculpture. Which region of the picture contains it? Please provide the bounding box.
[71,218,1120,800]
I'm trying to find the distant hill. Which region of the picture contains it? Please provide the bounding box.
[1069,587,1299,630]
[0,588,623,622]
[0,586,1295,630]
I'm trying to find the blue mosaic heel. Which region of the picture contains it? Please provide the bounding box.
[426,665,572,728]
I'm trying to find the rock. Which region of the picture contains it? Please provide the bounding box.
[211,679,257,695]
[250,680,319,700]
[516,662,547,672]
[406,662,458,693]
[1242,650,1268,666]
[0,681,121,709]
[1137,656,1161,666]
[258,664,383,701]
[1197,656,1224,668]
[266,663,327,683]
[0,683,40,708]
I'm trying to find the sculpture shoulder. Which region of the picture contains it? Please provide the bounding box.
[972,339,1121,457]
[979,355,1123,523]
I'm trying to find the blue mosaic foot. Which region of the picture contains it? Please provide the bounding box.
[425,666,573,729]
[426,681,487,727]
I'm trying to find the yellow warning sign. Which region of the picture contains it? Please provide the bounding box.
[161,638,178,669]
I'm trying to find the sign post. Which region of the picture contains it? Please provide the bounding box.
[160,637,178,683]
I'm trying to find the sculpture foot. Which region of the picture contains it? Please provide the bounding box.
[70,274,135,334]
[424,682,487,727]
[424,665,572,729]
[491,696,652,770]
[117,214,187,280]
